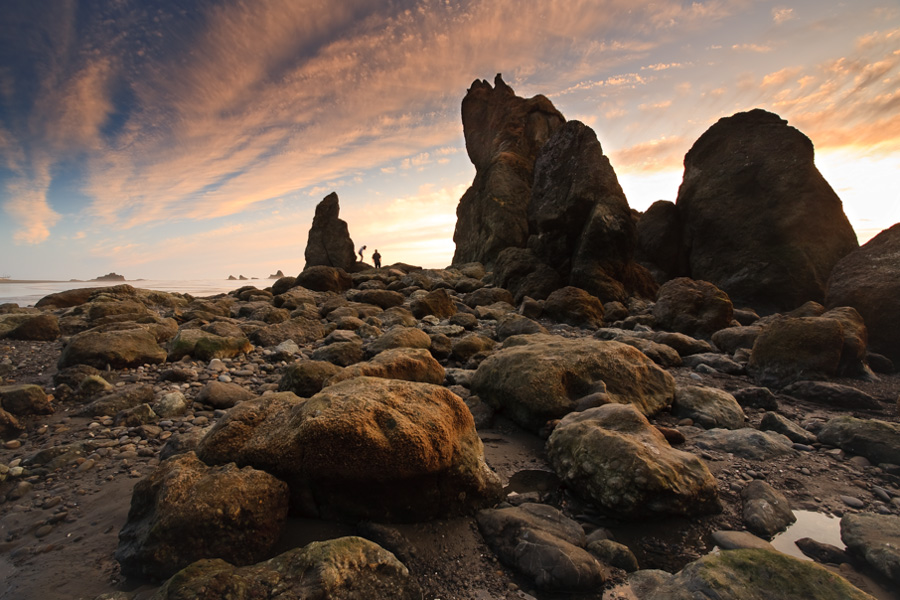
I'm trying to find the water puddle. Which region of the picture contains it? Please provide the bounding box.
[770,509,842,560]
[503,469,560,495]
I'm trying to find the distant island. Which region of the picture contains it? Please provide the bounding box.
[227,275,249,281]
[268,270,285,279]
[92,272,126,281]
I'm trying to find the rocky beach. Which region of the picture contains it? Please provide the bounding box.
[1,76,899,600]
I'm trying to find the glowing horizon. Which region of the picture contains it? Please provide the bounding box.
[1,1,898,280]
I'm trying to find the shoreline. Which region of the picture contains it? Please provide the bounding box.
[0,279,72,284]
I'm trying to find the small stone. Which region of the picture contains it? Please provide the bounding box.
[35,524,54,538]
[848,455,871,468]
[800,468,812,476]
[872,487,892,503]
[840,495,865,509]
[217,374,232,383]
[76,459,96,473]
[4,440,21,449]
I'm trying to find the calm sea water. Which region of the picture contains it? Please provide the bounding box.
[0,278,271,308]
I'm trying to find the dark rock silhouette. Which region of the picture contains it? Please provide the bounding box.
[304,192,356,271]
[93,272,125,281]
[267,270,284,279]
[453,74,564,267]
[453,77,654,302]
[673,109,858,313]
[826,223,900,364]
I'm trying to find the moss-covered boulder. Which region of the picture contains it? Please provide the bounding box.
[59,328,167,369]
[150,537,421,600]
[167,328,251,361]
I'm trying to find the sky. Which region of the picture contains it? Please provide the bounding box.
[1,0,898,281]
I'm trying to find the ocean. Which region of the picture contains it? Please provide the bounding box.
[0,278,269,308]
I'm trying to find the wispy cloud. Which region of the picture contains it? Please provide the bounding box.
[772,8,795,25]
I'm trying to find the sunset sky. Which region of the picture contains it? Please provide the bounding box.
[1,0,898,280]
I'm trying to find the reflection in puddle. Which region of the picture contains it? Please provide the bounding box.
[771,510,842,559]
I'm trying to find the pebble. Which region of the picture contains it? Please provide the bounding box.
[217,374,232,383]
[34,525,54,538]
[848,456,871,468]
[872,486,892,503]
[9,466,24,477]
[840,495,865,509]
[792,444,815,452]
[76,459,96,473]
[800,467,812,476]
[4,440,22,449]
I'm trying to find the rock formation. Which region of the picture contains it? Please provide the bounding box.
[640,109,858,313]
[303,192,357,271]
[825,223,900,365]
[453,76,656,302]
[453,74,564,267]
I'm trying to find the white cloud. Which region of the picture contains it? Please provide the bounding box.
[772,8,794,25]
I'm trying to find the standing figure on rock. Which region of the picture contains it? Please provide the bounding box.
[372,250,382,269]
[358,245,367,262]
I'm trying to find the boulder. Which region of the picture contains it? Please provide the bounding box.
[547,404,721,517]
[675,109,858,313]
[310,340,365,367]
[303,192,357,271]
[825,223,900,364]
[542,286,604,329]
[476,503,609,591]
[451,334,497,363]
[149,537,421,600]
[841,513,900,585]
[681,352,745,375]
[6,313,60,341]
[464,286,514,307]
[153,391,189,419]
[295,265,352,293]
[116,452,289,580]
[653,278,733,339]
[741,480,795,538]
[452,74,565,267]
[410,288,458,320]
[586,539,640,572]
[497,314,547,340]
[277,360,344,397]
[59,328,167,369]
[693,428,796,460]
[673,385,745,429]
[365,326,432,355]
[711,325,762,355]
[650,331,714,356]
[346,289,405,309]
[0,384,53,416]
[528,120,657,302]
[817,416,900,466]
[0,408,24,438]
[759,412,816,445]
[747,317,844,387]
[248,316,326,347]
[168,328,251,362]
[782,380,881,410]
[472,334,675,432]
[196,381,256,410]
[197,378,502,521]
[641,548,875,600]
[78,385,156,418]
[327,347,445,385]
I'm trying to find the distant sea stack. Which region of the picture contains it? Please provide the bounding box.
[92,273,125,281]
[304,193,356,272]
[268,270,285,279]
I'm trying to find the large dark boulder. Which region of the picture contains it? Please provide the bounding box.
[303,192,357,271]
[676,109,858,313]
[453,74,565,267]
[825,223,900,364]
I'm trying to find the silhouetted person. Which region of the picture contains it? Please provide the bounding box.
[372,249,382,269]
[358,245,366,261]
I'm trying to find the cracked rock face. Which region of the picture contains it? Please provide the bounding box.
[303,192,357,271]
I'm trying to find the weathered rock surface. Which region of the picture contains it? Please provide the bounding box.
[782,380,881,409]
[453,74,564,267]
[116,452,289,580]
[528,120,656,302]
[639,548,875,600]
[747,317,844,387]
[675,109,858,313]
[0,384,53,416]
[150,536,421,600]
[472,334,675,432]
[741,480,795,538]
[196,381,256,410]
[167,328,251,361]
[547,404,721,517]
[542,286,604,329]
[476,503,609,591]
[277,360,344,397]
[653,278,733,339]
[826,223,900,365]
[841,512,900,585]
[693,428,796,460]
[59,328,167,369]
[303,192,357,271]
[295,265,353,293]
[327,347,445,385]
[197,379,502,520]
[817,416,900,466]
[673,385,745,430]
